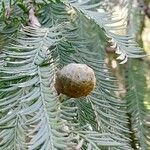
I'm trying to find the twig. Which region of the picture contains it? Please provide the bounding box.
[28,7,41,28]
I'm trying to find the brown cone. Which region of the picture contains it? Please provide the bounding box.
[55,63,96,98]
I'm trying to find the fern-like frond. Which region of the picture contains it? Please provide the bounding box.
[39,2,69,27]
[0,1,148,149]
[65,0,145,64]
[73,130,129,149]
[124,2,150,149]
[0,0,27,49]
[125,59,149,150]
[56,13,132,149]
[0,26,75,149]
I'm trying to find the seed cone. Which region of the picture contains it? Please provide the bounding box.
[55,63,96,98]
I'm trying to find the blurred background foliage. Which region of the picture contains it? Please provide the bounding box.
[104,0,150,148]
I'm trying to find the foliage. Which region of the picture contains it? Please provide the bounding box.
[125,1,150,149]
[0,0,149,150]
